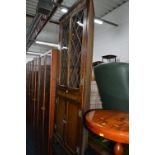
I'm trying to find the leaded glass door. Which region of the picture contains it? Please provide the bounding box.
[54,0,94,154]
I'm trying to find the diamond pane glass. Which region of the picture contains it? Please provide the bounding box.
[60,20,69,85]
[69,10,84,88]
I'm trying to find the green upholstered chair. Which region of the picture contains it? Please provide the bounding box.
[94,62,129,112]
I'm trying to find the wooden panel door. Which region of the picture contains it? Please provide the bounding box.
[55,0,94,154]
[56,8,84,152]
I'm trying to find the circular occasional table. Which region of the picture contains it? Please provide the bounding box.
[85,109,129,155]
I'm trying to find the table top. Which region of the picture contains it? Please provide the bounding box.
[85,109,129,144]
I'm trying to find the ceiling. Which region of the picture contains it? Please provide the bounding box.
[26,0,128,57]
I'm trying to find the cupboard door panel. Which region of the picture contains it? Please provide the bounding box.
[55,96,66,140]
[65,101,79,153]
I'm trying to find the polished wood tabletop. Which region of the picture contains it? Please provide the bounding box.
[85,109,129,144]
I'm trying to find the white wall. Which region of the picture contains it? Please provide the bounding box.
[93,2,129,63]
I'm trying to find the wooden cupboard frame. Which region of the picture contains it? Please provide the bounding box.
[53,0,94,155]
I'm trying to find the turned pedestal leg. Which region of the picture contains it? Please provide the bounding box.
[114,142,124,155]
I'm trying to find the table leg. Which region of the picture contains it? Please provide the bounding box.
[114,142,124,155]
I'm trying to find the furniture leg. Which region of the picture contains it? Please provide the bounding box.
[114,142,124,155]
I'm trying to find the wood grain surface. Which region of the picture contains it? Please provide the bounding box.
[85,109,129,144]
